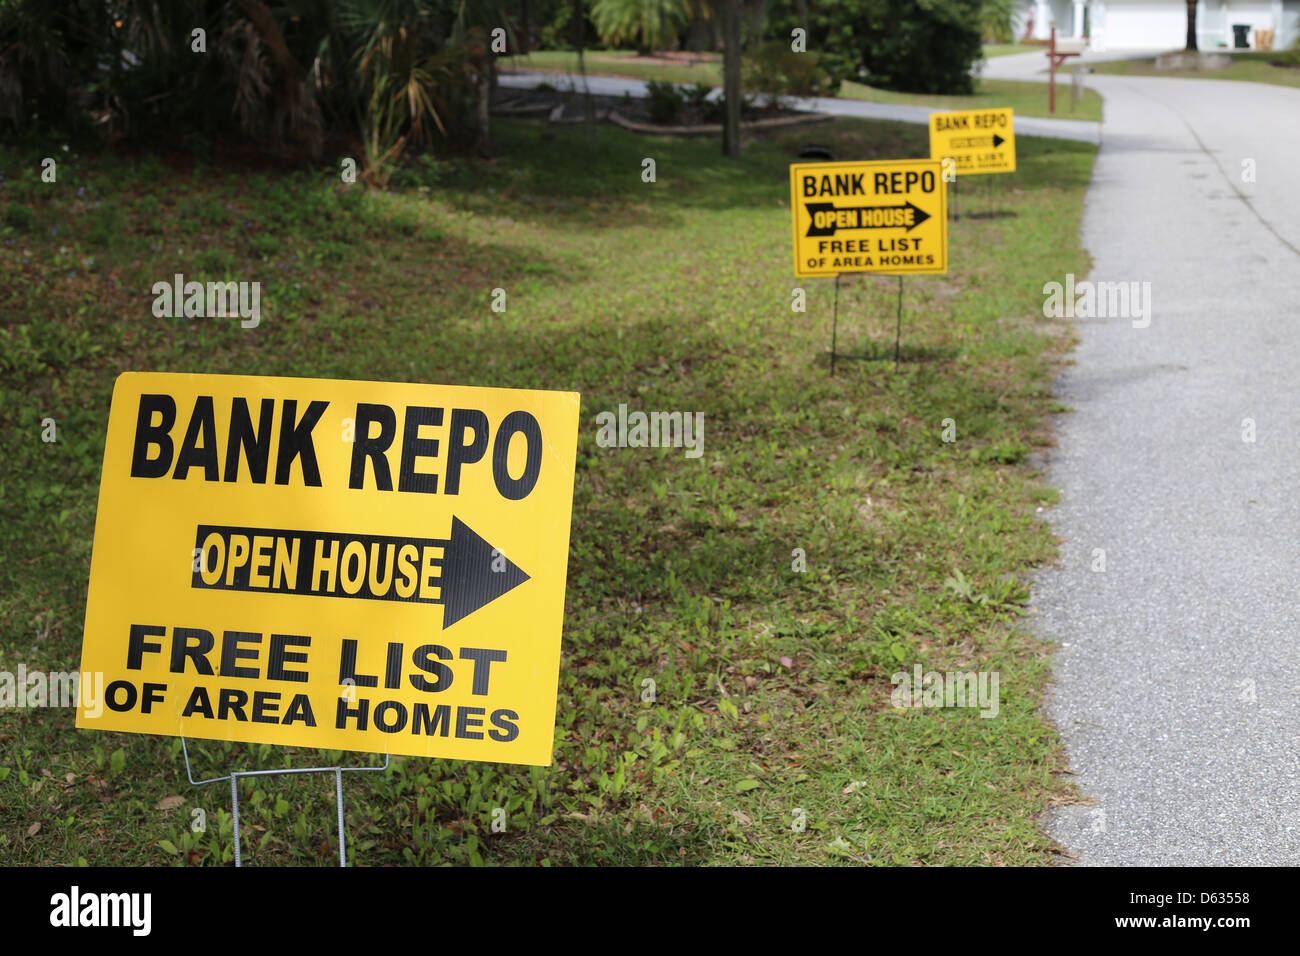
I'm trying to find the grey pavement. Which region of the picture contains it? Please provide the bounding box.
[1011,59,1300,863]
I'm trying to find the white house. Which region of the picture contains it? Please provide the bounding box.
[1014,0,1300,51]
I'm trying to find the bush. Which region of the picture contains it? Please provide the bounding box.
[645,80,685,124]
[0,0,492,168]
[741,42,835,107]
[684,82,714,109]
[769,0,984,95]
[703,91,760,124]
[1274,37,1300,66]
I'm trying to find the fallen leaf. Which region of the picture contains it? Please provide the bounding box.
[27,822,41,836]
[156,795,184,811]
[842,780,870,795]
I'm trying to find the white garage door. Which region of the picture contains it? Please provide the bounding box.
[1099,1,1187,49]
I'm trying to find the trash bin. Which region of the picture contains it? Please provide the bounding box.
[1232,23,1251,48]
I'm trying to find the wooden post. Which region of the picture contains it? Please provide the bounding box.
[1049,25,1057,113]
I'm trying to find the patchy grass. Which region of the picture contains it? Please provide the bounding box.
[982,44,1032,59]
[0,116,1095,866]
[505,50,1103,121]
[1086,49,1300,89]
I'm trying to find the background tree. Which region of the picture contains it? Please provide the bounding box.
[768,0,985,96]
[979,0,1018,42]
[0,0,502,178]
[591,0,691,53]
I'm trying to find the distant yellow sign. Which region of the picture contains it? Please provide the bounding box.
[76,372,580,765]
[789,159,947,278]
[929,107,1016,175]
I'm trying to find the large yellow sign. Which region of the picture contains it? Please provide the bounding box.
[789,159,947,278]
[76,372,580,765]
[928,108,1016,175]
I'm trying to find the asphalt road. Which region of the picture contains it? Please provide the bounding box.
[983,52,1300,864]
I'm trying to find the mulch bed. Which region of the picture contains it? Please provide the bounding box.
[493,84,829,136]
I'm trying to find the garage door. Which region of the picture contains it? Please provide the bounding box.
[1098,0,1188,49]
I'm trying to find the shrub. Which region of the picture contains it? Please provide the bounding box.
[769,0,984,95]
[703,91,759,124]
[741,42,834,108]
[684,82,714,109]
[645,80,685,124]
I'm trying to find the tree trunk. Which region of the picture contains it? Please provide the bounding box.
[1185,0,1198,51]
[722,0,741,157]
[522,0,531,54]
[575,0,594,124]
[796,0,807,35]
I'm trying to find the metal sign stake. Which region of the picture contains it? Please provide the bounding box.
[182,734,389,867]
[829,273,905,373]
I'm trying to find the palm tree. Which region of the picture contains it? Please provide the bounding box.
[1185,0,1197,51]
[591,0,690,53]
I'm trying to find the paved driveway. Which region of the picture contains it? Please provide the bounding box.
[986,52,1300,864]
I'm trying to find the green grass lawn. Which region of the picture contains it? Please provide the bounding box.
[1087,49,1300,89]
[0,117,1095,866]
[505,50,1104,122]
[982,44,1033,58]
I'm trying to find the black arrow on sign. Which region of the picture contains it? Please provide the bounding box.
[191,519,530,627]
[436,516,531,627]
[950,133,1006,149]
[804,201,931,237]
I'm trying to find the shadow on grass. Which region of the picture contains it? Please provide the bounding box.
[434,117,934,229]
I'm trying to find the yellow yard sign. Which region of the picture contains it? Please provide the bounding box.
[76,371,580,765]
[928,107,1016,175]
[789,159,947,278]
